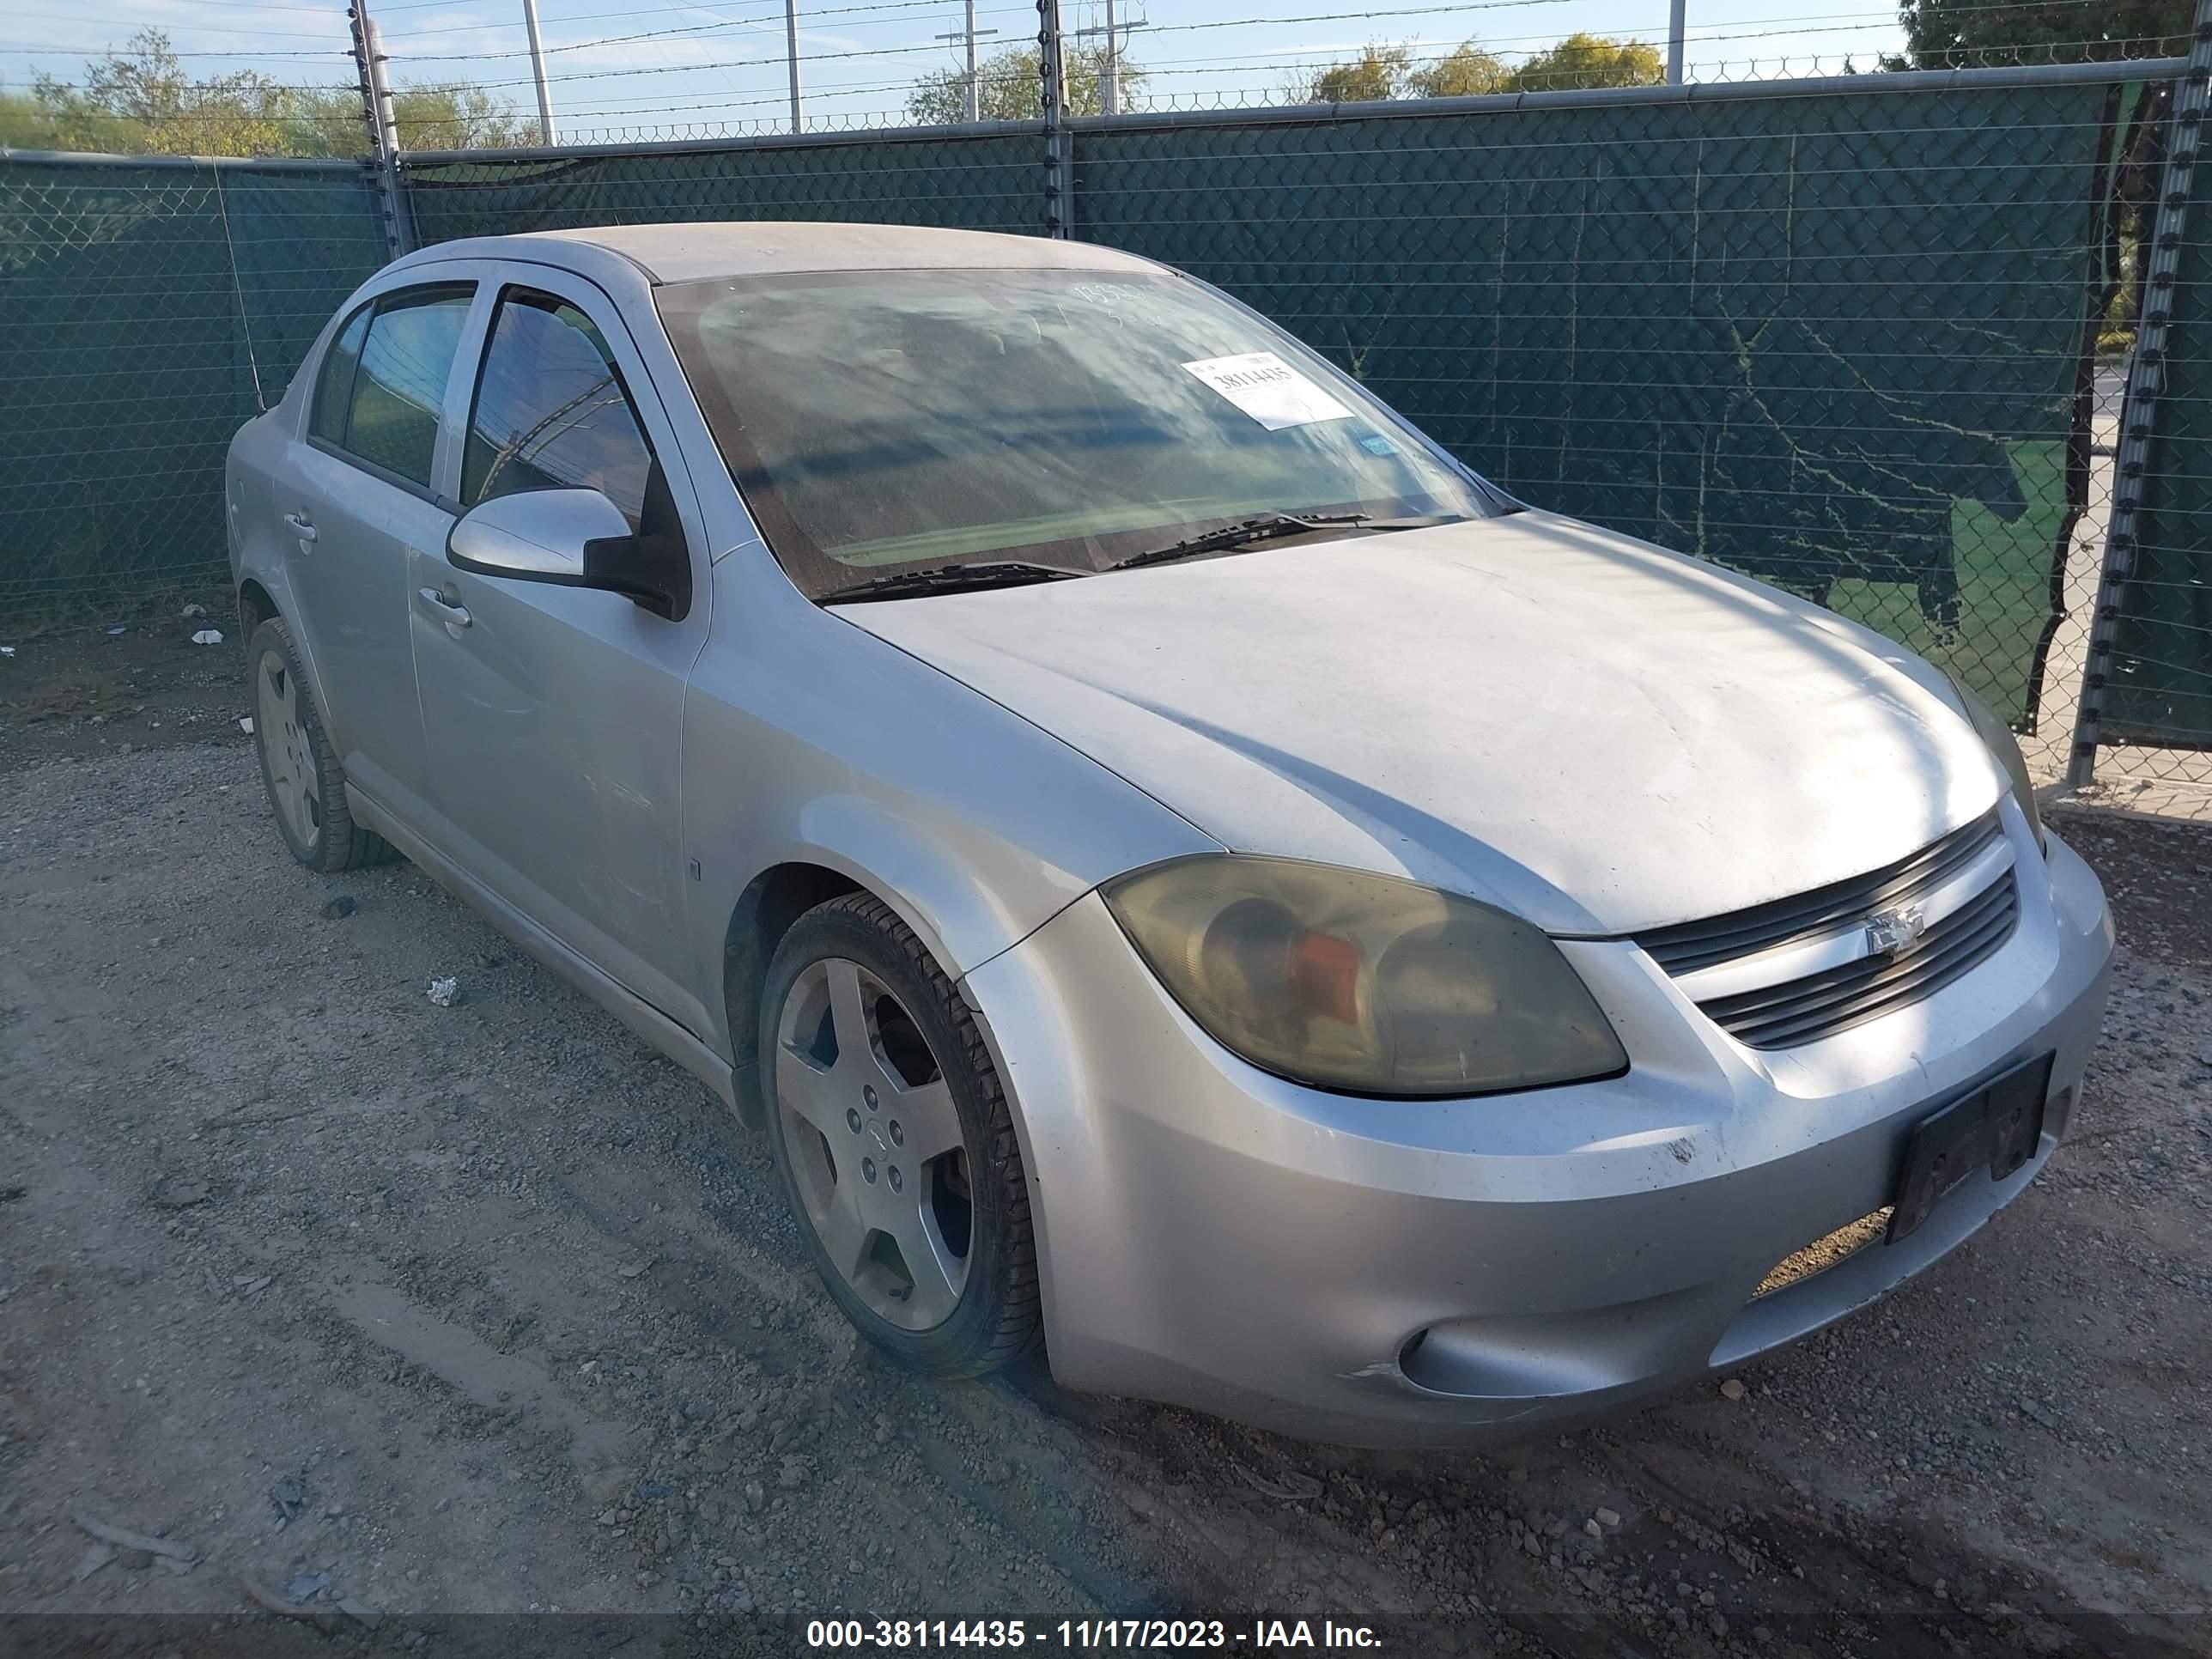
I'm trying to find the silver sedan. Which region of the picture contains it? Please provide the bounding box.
[225,222,2112,1445]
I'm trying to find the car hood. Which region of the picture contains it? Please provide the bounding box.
[842,510,2003,934]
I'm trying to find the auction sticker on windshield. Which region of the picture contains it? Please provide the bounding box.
[1182,351,1352,431]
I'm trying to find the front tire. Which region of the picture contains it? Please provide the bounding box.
[246,616,395,873]
[760,894,1042,1377]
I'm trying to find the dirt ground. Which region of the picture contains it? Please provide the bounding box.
[3,596,2210,1656]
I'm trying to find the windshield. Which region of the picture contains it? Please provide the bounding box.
[655,267,1503,597]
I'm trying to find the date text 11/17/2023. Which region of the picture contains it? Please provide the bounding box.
[803,1618,1386,1649]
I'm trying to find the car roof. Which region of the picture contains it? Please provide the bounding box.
[389,222,1163,285]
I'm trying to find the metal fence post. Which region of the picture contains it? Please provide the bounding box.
[521,0,559,145]
[2068,16,2212,787]
[786,0,805,136]
[1667,0,1686,87]
[1038,0,1074,239]
[349,1,414,260]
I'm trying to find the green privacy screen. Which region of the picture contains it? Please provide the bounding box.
[0,157,387,605]
[0,79,2136,736]
[1079,82,2124,729]
[403,134,1044,244]
[2109,136,2212,748]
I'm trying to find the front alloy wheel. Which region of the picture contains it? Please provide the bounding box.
[777,955,974,1328]
[761,895,1041,1376]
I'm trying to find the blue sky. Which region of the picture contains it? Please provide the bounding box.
[2,0,1911,142]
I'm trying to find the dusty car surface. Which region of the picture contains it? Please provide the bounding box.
[225,221,2112,1445]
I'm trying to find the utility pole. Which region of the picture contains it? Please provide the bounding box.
[349,0,412,258]
[1074,3,1142,117]
[933,2,1000,124]
[1666,0,1686,85]
[1101,0,1118,114]
[520,0,558,143]
[786,0,804,134]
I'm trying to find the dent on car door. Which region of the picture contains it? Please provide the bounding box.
[277,283,474,823]
[409,275,714,1038]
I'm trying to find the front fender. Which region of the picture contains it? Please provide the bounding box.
[783,792,1048,979]
[679,551,1220,1088]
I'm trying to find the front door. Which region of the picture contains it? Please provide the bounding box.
[277,282,475,823]
[407,271,714,1037]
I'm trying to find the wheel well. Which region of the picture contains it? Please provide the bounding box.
[723,862,862,1130]
[237,578,277,635]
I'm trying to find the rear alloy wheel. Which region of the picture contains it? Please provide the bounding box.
[245,617,394,873]
[761,895,1040,1376]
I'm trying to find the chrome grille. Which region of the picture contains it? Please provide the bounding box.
[1637,811,2021,1049]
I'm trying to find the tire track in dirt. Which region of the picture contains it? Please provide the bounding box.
[3,737,2207,1655]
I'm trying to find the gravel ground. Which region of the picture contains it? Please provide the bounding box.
[3,606,2209,1656]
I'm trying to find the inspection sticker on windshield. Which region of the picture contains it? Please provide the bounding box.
[1182,351,1352,431]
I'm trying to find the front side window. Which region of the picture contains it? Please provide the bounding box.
[655,267,1499,598]
[317,285,473,490]
[463,289,654,531]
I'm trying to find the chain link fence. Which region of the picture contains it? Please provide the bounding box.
[404,131,1042,244]
[1076,78,2134,755]
[0,153,387,608]
[2088,65,2212,814]
[3,59,2209,809]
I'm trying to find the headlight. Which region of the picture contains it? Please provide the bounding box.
[1941,672,2045,854]
[1101,855,1627,1097]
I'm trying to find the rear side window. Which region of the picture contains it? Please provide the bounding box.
[462,289,654,531]
[310,285,474,490]
[310,307,370,444]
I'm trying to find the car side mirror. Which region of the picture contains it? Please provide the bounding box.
[447,487,690,621]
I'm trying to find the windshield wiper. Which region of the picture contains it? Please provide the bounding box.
[817,561,1083,604]
[1105,512,1462,573]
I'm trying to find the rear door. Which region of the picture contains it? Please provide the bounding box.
[407,266,715,1037]
[276,279,477,823]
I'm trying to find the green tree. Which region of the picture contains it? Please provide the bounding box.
[1285,43,1414,104]
[389,84,532,151]
[907,42,1146,125]
[1287,33,1652,103]
[1410,41,1509,98]
[1504,34,1665,92]
[0,84,66,149]
[283,83,532,155]
[6,29,526,158]
[1888,0,2188,67]
[24,30,297,155]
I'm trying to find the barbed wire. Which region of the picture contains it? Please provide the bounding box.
[0,11,347,44]
[1,0,2191,150]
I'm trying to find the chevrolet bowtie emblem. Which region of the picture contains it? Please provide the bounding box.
[1865,904,1929,956]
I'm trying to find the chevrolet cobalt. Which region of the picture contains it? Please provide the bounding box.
[225,223,2112,1444]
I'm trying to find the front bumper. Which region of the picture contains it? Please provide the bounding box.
[960,814,2112,1446]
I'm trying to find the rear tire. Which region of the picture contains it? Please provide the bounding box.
[759,893,1042,1377]
[246,616,396,873]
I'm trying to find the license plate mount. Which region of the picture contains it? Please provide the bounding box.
[1887,1053,2053,1243]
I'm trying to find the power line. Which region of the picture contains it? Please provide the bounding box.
[399,0,1041,57]
[434,1,1588,88]
[0,44,349,57]
[0,10,347,40]
[22,0,352,12]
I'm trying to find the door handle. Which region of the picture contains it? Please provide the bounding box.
[282,511,318,545]
[418,586,471,629]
